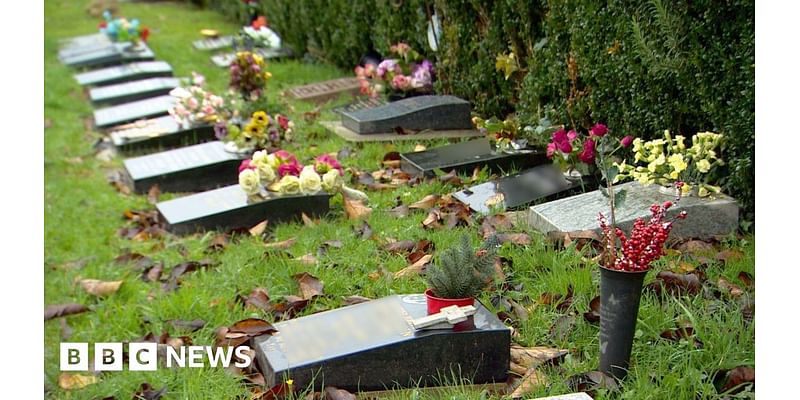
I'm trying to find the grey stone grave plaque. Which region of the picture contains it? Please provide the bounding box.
[331,97,388,115]
[58,33,113,60]
[59,33,109,49]
[533,393,593,400]
[75,61,173,87]
[400,138,547,178]
[340,95,473,134]
[253,294,510,392]
[89,77,181,105]
[93,95,175,129]
[528,181,739,239]
[156,185,330,234]
[285,77,361,104]
[122,141,247,194]
[453,164,587,214]
[109,115,215,154]
[61,42,155,69]
[192,35,234,51]
[210,47,293,68]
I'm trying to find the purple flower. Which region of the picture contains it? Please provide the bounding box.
[589,123,608,137]
[376,59,400,79]
[213,122,228,140]
[411,63,432,88]
[621,135,634,147]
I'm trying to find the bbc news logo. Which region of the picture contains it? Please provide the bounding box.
[60,343,253,371]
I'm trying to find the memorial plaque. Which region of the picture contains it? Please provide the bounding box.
[401,138,547,178]
[253,294,510,392]
[93,95,175,129]
[58,33,113,60]
[321,120,482,143]
[340,95,473,134]
[331,97,387,115]
[210,47,293,68]
[61,42,155,69]
[453,164,588,214]
[156,185,331,234]
[122,141,246,194]
[533,393,593,400]
[89,77,181,105]
[529,181,740,239]
[75,61,173,87]
[192,35,234,51]
[285,77,361,104]
[109,115,215,154]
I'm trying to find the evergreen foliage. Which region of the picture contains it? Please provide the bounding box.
[425,234,499,299]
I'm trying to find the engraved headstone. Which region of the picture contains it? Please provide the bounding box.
[93,95,176,129]
[109,115,215,154]
[122,141,247,194]
[75,61,173,87]
[192,35,234,51]
[453,164,587,214]
[340,95,473,134]
[253,294,510,392]
[89,77,181,105]
[400,138,547,178]
[528,181,739,239]
[331,97,387,115]
[61,42,155,69]
[156,185,330,234]
[210,47,293,68]
[285,77,361,104]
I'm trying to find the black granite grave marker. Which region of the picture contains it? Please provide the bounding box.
[61,42,155,69]
[156,185,330,234]
[89,77,181,105]
[340,95,473,134]
[122,141,247,193]
[401,138,547,178]
[109,115,216,154]
[331,97,388,115]
[453,164,588,213]
[94,95,175,129]
[74,61,173,87]
[253,294,510,392]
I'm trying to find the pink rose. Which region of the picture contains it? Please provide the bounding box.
[238,159,256,172]
[273,150,297,164]
[187,97,199,110]
[621,135,634,147]
[579,139,596,164]
[589,123,608,137]
[364,63,377,78]
[551,129,572,153]
[277,115,290,131]
[391,74,411,90]
[546,142,556,158]
[314,154,343,175]
[278,161,302,177]
[567,130,578,142]
[354,65,366,79]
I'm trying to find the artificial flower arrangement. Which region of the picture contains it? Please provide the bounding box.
[546,122,635,176]
[613,130,725,197]
[354,42,434,98]
[240,15,282,49]
[229,51,272,100]
[168,72,236,127]
[98,10,150,43]
[238,150,352,200]
[214,110,293,152]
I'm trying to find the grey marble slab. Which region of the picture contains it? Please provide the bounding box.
[340,95,472,134]
[75,61,173,87]
[89,77,181,105]
[93,95,175,129]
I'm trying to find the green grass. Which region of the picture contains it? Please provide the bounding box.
[44,1,755,399]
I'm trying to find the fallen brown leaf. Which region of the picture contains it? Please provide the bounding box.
[383,240,417,254]
[716,249,744,264]
[713,365,755,394]
[58,373,98,390]
[141,262,164,282]
[394,254,433,278]
[147,185,161,205]
[583,296,601,323]
[293,272,324,299]
[45,303,89,321]
[409,194,440,210]
[389,204,410,218]
[133,382,167,400]
[649,271,702,296]
[510,345,568,372]
[168,319,206,332]
[353,221,373,240]
[737,271,754,289]
[249,220,269,236]
[342,295,372,305]
[301,213,317,227]
[229,318,277,337]
[343,196,372,220]
[496,233,531,246]
[509,369,549,399]
[323,386,356,400]
[207,234,229,252]
[717,277,744,298]
[238,288,271,312]
[264,237,297,250]
[79,279,123,297]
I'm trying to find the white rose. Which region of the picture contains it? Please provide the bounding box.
[321,169,343,193]
[257,163,276,185]
[278,175,301,195]
[299,166,323,195]
[239,169,261,195]
[251,150,269,166]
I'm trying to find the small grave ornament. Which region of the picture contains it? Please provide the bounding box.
[410,305,477,330]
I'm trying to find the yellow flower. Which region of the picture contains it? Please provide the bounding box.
[243,122,265,139]
[696,159,712,173]
[251,111,269,126]
[648,153,665,172]
[263,71,272,80]
[673,135,686,151]
[668,153,687,174]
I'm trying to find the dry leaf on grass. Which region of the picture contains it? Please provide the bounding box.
[301,213,317,227]
[409,194,440,210]
[58,373,98,390]
[264,237,297,250]
[509,369,549,399]
[45,303,89,321]
[342,295,372,305]
[509,345,569,372]
[343,196,372,220]
[293,272,324,299]
[293,254,319,266]
[249,220,268,236]
[79,279,123,297]
[394,254,433,278]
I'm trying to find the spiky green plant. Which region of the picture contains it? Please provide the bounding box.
[425,234,500,299]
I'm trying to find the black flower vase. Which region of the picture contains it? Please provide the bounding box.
[599,266,648,380]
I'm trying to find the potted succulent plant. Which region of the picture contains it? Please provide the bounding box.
[424,234,499,315]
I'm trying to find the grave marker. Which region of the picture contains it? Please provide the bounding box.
[93,95,175,129]
[122,141,246,194]
[210,47,293,68]
[74,61,173,87]
[58,33,113,60]
[528,181,739,239]
[285,77,361,104]
[89,77,181,105]
[109,115,215,154]
[192,35,234,51]
[61,42,155,69]
[340,95,473,134]
[400,138,547,178]
[253,294,510,392]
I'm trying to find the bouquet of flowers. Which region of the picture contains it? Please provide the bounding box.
[472,115,540,152]
[98,11,149,43]
[215,110,292,151]
[168,73,235,127]
[613,130,724,196]
[229,51,272,100]
[238,150,345,198]
[241,15,281,49]
[354,42,434,98]
[546,123,635,176]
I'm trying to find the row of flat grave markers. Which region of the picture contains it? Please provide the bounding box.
[93,95,176,129]
[75,61,173,87]
[210,46,293,68]
[89,77,181,106]
[61,41,156,69]
[109,115,215,154]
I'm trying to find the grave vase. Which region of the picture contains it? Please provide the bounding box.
[424,289,474,315]
[598,266,647,381]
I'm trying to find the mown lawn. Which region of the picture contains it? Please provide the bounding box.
[44,1,755,399]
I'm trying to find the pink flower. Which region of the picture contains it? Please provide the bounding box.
[579,138,596,164]
[277,161,302,177]
[391,74,411,90]
[354,65,366,79]
[546,142,556,158]
[314,154,343,175]
[621,135,634,147]
[376,59,401,79]
[273,150,297,164]
[364,63,377,78]
[567,130,578,142]
[551,129,572,153]
[589,123,608,137]
[391,42,411,56]
[358,79,371,95]
[276,115,290,131]
[238,159,256,172]
[187,97,199,110]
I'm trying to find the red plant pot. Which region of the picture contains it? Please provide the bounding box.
[424,288,474,315]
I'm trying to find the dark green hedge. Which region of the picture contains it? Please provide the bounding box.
[196,0,754,220]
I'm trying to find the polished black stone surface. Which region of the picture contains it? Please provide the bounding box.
[253,294,510,392]
[453,164,587,213]
[401,138,547,178]
[89,77,181,105]
[122,141,247,194]
[74,61,173,87]
[61,42,155,69]
[109,116,216,154]
[157,185,330,234]
[340,95,473,134]
[93,95,175,129]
